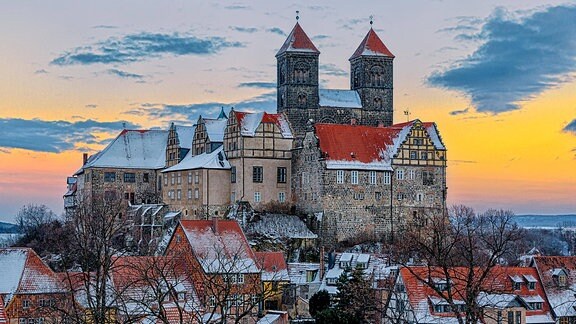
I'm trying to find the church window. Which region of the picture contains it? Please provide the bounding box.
[374,97,382,109]
[279,62,286,84]
[337,170,344,184]
[369,171,377,185]
[351,171,359,184]
[370,65,384,86]
[353,67,361,87]
[298,93,307,107]
[294,62,310,83]
[383,172,391,185]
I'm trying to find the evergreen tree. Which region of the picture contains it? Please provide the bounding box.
[335,265,375,324]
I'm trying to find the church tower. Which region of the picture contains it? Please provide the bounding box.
[276,21,320,137]
[350,27,395,126]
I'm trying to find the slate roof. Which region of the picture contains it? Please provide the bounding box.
[315,120,445,170]
[532,256,576,318]
[318,89,362,108]
[350,28,394,60]
[276,22,319,56]
[162,146,230,173]
[232,111,293,138]
[399,266,554,323]
[178,220,259,274]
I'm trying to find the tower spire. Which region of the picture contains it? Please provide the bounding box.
[370,15,373,26]
[296,10,300,21]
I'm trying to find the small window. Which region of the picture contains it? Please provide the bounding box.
[194,172,199,184]
[278,192,286,203]
[208,296,216,308]
[383,172,391,185]
[177,189,181,200]
[143,173,149,183]
[351,171,359,185]
[337,170,344,184]
[231,166,237,183]
[164,174,168,185]
[177,172,182,184]
[171,173,175,185]
[396,170,404,180]
[369,171,377,185]
[375,192,382,201]
[104,172,116,182]
[421,152,428,160]
[194,188,199,200]
[123,172,136,183]
[397,193,405,200]
[410,151,417,159]
[423,171,435,185]
[409,170,416,180]
[416,193,424,202]
[513,282,521,290]
[22,299,30,309]
[528,282,535,290]
[253,166,263,183]
[237,274,245,284]
[277,167,287,183]
[188,172,192,184]
[254,192,261,203]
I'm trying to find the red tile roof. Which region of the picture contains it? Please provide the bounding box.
[231,111,293,138]
[255,252,288,273]
[400,266,552,320]
[315,123,400,164]
[532,256,576,317]
[276,22,320,56]
[350,28,394,60]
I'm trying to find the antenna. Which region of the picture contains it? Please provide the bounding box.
[296,10,300,21]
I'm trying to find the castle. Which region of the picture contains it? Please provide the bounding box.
[65,21,447,246]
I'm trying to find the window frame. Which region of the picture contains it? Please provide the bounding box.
[253,166,263,183]
[336,170,344,184]
[351,171,359,185]
[277,167,287,184]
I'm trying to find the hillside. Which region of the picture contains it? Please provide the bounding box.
[0,221,19,233]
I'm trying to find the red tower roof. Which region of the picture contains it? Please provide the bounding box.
[350,28,394,60]
[276,22,320,56]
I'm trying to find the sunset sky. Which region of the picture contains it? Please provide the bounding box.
[1,1,575,222]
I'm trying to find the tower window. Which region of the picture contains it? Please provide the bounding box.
[374,97,382,109]
[298,93,307,107]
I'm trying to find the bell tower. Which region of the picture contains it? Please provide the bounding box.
[350,24,395,126]
[276,17,320,137]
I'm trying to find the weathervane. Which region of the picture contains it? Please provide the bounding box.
[404,109,411,122]
[370,15,374,26]
[296,10,300,21]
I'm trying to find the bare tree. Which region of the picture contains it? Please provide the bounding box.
[15,203,56,233]
[388,205,524,324]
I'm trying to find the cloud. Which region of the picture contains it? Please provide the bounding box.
[34,69,48,74]
[428,5,576,113]
[319,63,347,77]
[51,32,243,66]
[312,35,330,41]
[107,69,144,79]
[225,5,249,10]
[85,104,98,109]
[238,82,276,89]
[563,119,576,134]
[449,107,470,116]
[230,26,258,33]
[267,28,286,36]
[131,92,277,121]
[0,118,139,153]
[92,25,118,29]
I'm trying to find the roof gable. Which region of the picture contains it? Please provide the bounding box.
[350,28,394,60]
[276,22,319,56]
[162,146,230,172]
[232,111,293,138]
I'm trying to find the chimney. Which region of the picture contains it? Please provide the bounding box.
[319,246,325,280]
[83,153,88,165]
[350,118,357,125]
[212,216,219,233]
[378,121,385,128]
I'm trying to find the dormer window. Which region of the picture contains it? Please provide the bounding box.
[559,274,567,287]
[552,268,568,287]
[510,275,523,290]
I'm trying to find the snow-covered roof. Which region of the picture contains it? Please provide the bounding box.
[176,125,195,149]
[204,118,227,143]
[233,111,293,139]
[244,214,317,240]
[477,292,518,308]
[162,146,230,173]
[318,89,362,108]
[350,28,395,60]
[81,129,168,170]
[0,249,27,295]
[287,263,321,285]
[255,252,290,282]
[533,256,576,318]
[276,22,320,56]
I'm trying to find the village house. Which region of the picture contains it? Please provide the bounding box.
[0,248,72,324]
[254,252,290,312]
[531,256,576,324]
[388,266,555,323]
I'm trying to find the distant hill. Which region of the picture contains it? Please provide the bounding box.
[0,221,19,234]
[512,214,576,229]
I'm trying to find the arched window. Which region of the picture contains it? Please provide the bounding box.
[298,93,307,107]
[294,62,310,83]
[370,65,384,86]
[353,67,361,87]
[279,62,285,85]
[374,97,382,109]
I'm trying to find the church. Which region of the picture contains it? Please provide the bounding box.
[65,20,447,246]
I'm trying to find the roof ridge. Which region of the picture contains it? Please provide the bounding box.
[350,28,395,60]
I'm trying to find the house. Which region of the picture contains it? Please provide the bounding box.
[531,256,576,324]
[255,252,290,312]
[389,266,554,323]
[165,219,262,323]
[293,119,447,245]
[0,248,72,324]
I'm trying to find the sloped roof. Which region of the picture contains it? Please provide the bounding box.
[255,252,289,282]
[179,220,259,274]
[0,248,66,305]
[533,256,576,318]
[0,295,6,324]
[318,89,362,108]
[232,111,293,138]
[350,28,394,60]
[276,22,319,56]
[176,125,195,149]
[162,146,230,173]
[204,118,227,143]
[81,129,168,170]
[400,266,553,323]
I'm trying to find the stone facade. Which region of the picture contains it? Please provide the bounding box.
[292,120,447,246]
